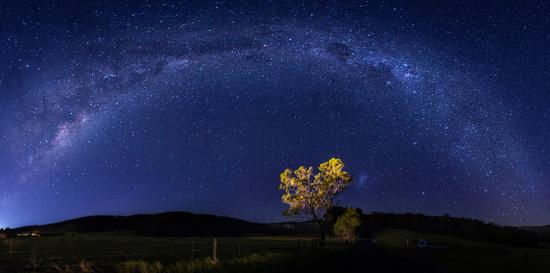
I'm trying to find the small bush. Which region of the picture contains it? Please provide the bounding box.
[334,208,362,241]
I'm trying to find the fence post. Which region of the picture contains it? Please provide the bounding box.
[191,241,195,259]
[213,238,218,263]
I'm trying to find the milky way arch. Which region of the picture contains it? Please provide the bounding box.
[0,14,543,226]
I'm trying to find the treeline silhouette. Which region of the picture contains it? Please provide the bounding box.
[328,207,547,248]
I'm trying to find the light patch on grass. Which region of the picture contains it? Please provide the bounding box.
[115,254,283,273]
[117,260,164,273]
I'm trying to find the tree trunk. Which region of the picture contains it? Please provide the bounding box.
[317,219,326,247]
[311,209,328,247]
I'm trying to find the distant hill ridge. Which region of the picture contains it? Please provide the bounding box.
[5,210,549,247]
[9,211,273,237]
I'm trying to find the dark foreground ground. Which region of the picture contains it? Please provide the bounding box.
[107,242,550,273]
[1,233,549,273]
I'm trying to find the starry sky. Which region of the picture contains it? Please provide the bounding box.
[1,1,550,228]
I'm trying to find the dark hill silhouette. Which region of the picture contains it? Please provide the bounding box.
[10,211,274,237]
[6,210,549,248]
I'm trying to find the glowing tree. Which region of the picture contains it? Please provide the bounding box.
[279,158,352,244]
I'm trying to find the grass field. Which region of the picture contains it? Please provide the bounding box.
[373,228,550,273]
[0,235,327,272]
[374,228,498,248]
[2,230,550,273]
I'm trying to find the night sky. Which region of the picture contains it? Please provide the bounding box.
[1,1,550,228]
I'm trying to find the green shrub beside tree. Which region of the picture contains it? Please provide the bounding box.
[334,208,362,241]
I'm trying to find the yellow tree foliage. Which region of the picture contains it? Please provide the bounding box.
[279,158,352,241]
